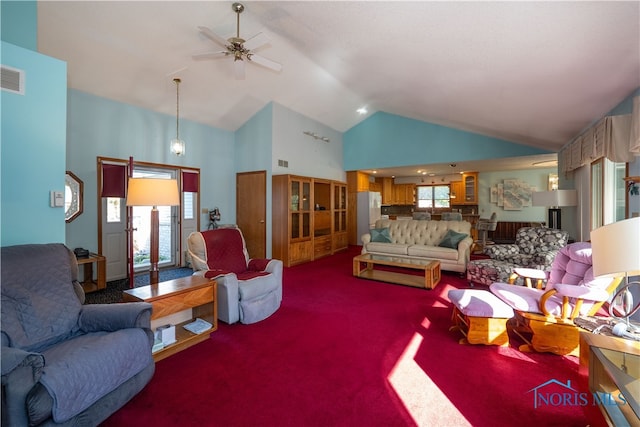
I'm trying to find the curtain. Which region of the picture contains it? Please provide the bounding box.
[182,171,199,192]
[101,163,127,197]
[561,110,635,173]
[631,95,640,154]
[604,115,633,163]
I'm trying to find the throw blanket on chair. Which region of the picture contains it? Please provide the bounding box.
[202,228,249,273]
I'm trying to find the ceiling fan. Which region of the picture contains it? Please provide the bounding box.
[193,2,282,80]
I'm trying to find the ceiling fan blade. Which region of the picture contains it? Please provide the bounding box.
[192,51,229,60]
[243,32,269,51]
[234,59,246,80]
[248,54,282,72]
[197,26,229,48]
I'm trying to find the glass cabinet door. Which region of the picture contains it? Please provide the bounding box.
[301,181,311,212]
[464,175,476,203]
[332,183,347,233]
[290,178,312,240]
[291,181,300,211]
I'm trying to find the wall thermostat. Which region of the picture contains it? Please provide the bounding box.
[50,191,64,208]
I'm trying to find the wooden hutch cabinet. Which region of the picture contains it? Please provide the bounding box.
[313,179,332,259]
[273,175,349,267]
[332,181,348,253]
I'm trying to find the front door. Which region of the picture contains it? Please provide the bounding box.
[131,167,179,272]
[236,171,267,258]
[101,196,128,280]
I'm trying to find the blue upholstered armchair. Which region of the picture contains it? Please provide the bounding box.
[1,244,155,426]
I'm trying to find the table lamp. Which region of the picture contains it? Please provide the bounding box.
[591,217,640,334]
[126,178,179,285]
[531,189,577,229]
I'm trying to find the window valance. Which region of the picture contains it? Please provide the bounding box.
[560,95,639,173]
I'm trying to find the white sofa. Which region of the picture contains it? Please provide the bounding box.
[361,219,473,273]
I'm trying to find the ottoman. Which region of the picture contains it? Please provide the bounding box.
[448,289,514,346]
[466,259,518,287]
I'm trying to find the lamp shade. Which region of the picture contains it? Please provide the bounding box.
[126,178,179,207]
[531,190,577,207]
[591,217,640,278]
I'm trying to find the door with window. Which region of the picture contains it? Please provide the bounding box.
[130,168,179,273]
[99,159,199,281]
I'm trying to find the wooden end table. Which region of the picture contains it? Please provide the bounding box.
[122,275,217,362]
[77,253,106,292]
[353,253,441,289]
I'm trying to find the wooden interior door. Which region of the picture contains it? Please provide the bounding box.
[236,171,267,258]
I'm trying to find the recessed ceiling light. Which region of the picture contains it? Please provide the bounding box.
[356,107,368,115]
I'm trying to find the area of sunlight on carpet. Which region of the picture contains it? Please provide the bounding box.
[387,323,471,426]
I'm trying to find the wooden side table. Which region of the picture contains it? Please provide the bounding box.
[76,253,106,293]
[122,275,217,362]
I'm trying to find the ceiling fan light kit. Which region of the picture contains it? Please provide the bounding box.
[193,2,282,80]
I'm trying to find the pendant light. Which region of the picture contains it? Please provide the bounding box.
[170,78,185,156]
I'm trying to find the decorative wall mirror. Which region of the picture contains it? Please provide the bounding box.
[65,171,83,223]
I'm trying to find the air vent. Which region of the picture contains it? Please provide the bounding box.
[278,159,289,168]
[1,66,25,95]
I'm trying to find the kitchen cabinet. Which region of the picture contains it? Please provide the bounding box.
[273,175,348,267]
[450,180,464,203]
[462,172,478,204]
[356,172,369,191]
[375,178,414,205]
[376,177,394,204]
[393,184,416,205]
[369,181,382,192]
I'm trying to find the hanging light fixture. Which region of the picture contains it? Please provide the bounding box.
[170,78,185,156]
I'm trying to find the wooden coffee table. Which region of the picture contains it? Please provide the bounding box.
[353,253,441,289]
[123,275,217,361]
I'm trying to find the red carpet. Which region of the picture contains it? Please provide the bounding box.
[102,246,605,427]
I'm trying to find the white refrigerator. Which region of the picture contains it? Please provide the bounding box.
[357,192,382,243]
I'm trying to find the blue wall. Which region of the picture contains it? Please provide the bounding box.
[1,41,67,245]
[65,90,235,252]
[0,1,37,50]
[343,111,552,171]
[235,103,274,256]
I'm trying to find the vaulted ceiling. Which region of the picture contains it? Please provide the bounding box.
[38,1,639,164]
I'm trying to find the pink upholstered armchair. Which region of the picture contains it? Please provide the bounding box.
[187,228,283,324]
[489,242,620,355]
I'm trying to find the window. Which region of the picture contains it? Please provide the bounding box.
[183,192,194,220]
[106,197,121,223]
[591,158,627,229]
[417,185,450,208]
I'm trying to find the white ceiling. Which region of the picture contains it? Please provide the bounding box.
[37,1,639,176]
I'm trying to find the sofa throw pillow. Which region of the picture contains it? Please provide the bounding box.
[370,228,391,243]
[438,229,468,249]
